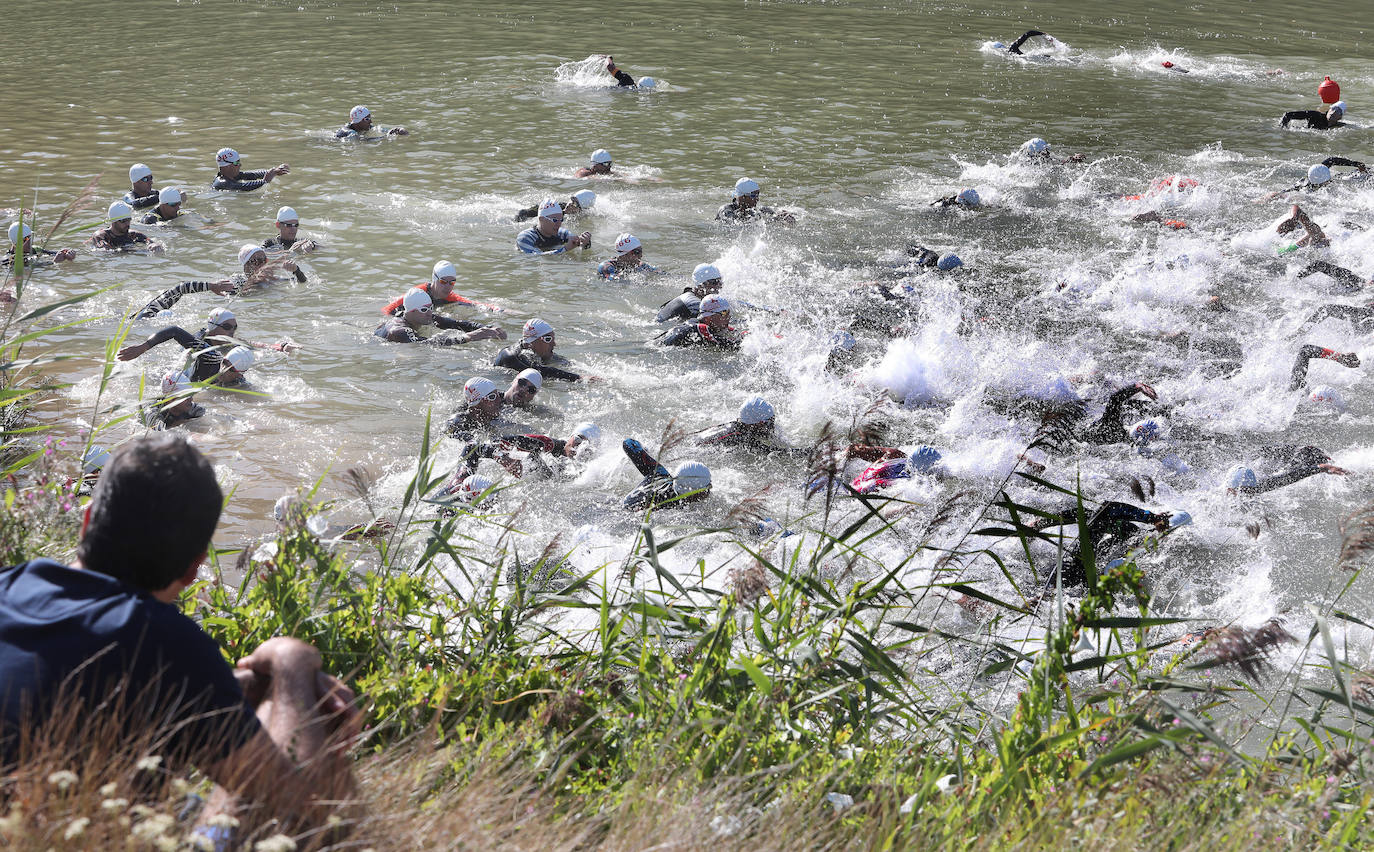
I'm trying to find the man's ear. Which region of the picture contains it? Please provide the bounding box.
[179,550,208,588]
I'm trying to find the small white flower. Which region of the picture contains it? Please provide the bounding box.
[136,755,163,772]
[186,832,216,851]
[64,817,90,839]
[207,814,240,829]
[46,770,78,791]
[253,834,299,852]
[101,797,129,811]
[99,782,118,797]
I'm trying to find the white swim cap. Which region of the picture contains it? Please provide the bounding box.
[733,177,760,197]
[937,254,963,271]
[516,367,543,389]
[158,186,183,205]
[522,317,555,343]
[432,260,458,283]
[956,188,981,206]
[207,307,236,327]
[1330,101,1346,119]
[238,243,266,267]
[129,163,153,183]
[692,263,722,285]
[537,198,563,220]
[106,201,133,222]
[7,222,31,246]
[349,105,371,123]
[1309,385,1347,412]
[698,294,731,317]
[275,206,298,223]
[1226,465,1258,491]
[82,446,112,474]
[571,189,596,209]
[215,147,240,166]
[636,76,656,89]
[1021,138,1050,156]
[223,346,254,373]
[573,422,602,443]
[463,376,498,406]
[909,446,943,474]
[402,287,433,312]
[738,396,775,425]
[614,233,642,255]
[590,148,613,165]
[459,474,496,505]
[1308,164,1332,186]
[672,460,712,495]
[160,369,191,396]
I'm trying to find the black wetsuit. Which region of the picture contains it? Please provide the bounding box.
[1298,260,1366,295]
[374,315,482,344]
[514,200,572,223]
[139,208,179,226]
[492,345,581,381]
[132,279,241,320]
[90,227,153,251]
[716,202,781,223]
[1007,29,1047,55]
[695,421,808,457]
[1236,445,1332,495]
[124,189,158,210]
[262,235,300,251]
[453,433,571,480]
[1041,501,1168,587]
[660,322,743,350]
[442,409,499,439]
[611,68,637,87]
[1,248,59,269]
[146,400,205,430]
[1289,344,1355,390]
[1281,110,1345,130]
[621,439,697,511]
[1301,303,1374,333]
[211,170,273,192]
[134,326,228,382]
[656,290,702,323]
[1079,386,1152,444]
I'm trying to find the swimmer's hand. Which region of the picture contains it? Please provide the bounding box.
[209,279,237,295]
[1151,512,1172,532]
[1335,352,1361,368]
[291,239,319,254]
[582,375,603,384]
[463,327,506,343]
[273,341,301,353]
[1319,463,1349,476]
[388,126,409,136]
[1064,153,1087,164]
[53,248,77,262]
[117,342,150,361]
[570,231,592,249]
[1132,381,1158,400]
[282,260,298,273]
[266,164,290,180]
[774,211,797,224]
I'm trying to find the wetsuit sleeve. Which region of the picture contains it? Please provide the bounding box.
[434,315,482,332]
[1289,344,1345,390]
[597,261,617,279]
[124,191,159,210]
[381,323,424,343]
[1007,29,1047,54]
[1251,464,1322,494]
[532,363,581,382]
[514,205,538,222]
[1322,156,1365,170]
[1297,261,1364,294]
[291,265,307,283]
[612,69,636,87]
[139,325,203,352]
[516,229,564,255]
[133,282,219,319]
[1304,304,1374,331]
[335,128,358,139]
[493,348,532,371]
[622,438,668,478]
[1281,110,1328,129]
[1080,386,1139,444]
[502,434,558,453]
[716,204,738,222]
[661,323,695,347]
[656,293,700,323]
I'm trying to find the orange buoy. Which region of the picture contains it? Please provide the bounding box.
[1319,76,1341,104]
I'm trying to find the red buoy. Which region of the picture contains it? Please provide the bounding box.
[1319,76,1341,104]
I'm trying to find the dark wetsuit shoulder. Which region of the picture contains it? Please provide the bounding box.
[124,190,159,210]
[375,317,422,343]
[612,69,637,87]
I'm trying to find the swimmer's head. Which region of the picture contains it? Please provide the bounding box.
[220,346,254,384]
[671,460,712,499]
[521,317,556,357]
[507,367,542,406]
[589,148,613,174]
[160,369,192,397]
[733,177,761,207]
[1308,385,1347,413]
[537,198,565,227]
[613,233,642,258]
[909,445,943,474]
[215,147,240,176]
[937,254,964,271]
[207,307,237,335]
[692,263,723,292]
[1226,465,1258,493]
[698,294,731,327]
[955,188,981,207]
[275,206,299,236]
[402,287,434,325]
[462,377,503,420]
[1308,164,1332,186]
[106,200,133,224]
[1329,101,1346,121]
[238,243,267,273]
[568,421,602,456]
[348,104,372,130]
[1020,137,1051,158]
[570,189,597,211]
[431,260,458,295]
[129,163,153,188]
[7,222,32,248]
[457,474,496,507]
[636,76,656,89]
[738,396,775,427]
[158,186,183,209]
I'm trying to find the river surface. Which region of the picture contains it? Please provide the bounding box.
[3,1,1373,678]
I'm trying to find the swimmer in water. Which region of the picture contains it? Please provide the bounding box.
[447,422,602,482]
[1263,159,1366,200]
[846,445,946,495]
[374,288,507,345]
[118,307,298,382]
[1019,137,1086,164]
[574,149,614,178]
[990,29,1055,56]
[1281,100,1346,130]
[210,147,289,191]
[211,345,255,388]
[1275,204,1329,248]
[503,368,541,408]
[1297,260,1370,295]
[138,188,185,225]
[515,189,596,222]
[444,377,505,437]
[1288,344,1359,390]
[381,260,487,316]
[262,207,319,254]
[124,164,159,210]
[334,105,408,139]
[144,370,204,430]
[493,318,594,382]
[131,245,304,319]
[930,188,983,210]
[1033,500,1181,589]
[716,178,796,223]
[516,200,592,255]
[89,202,164,253]
[1299,302,1374,333]
[1078,382,1159,444]
[660,294,743,349]
[602,55,638,87]
[596,233,662,280]
[656,263,725,323]
[3,222,77,269]
[1226,445,1347,496]
[621,438,711,511]
[695,397,810,458]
